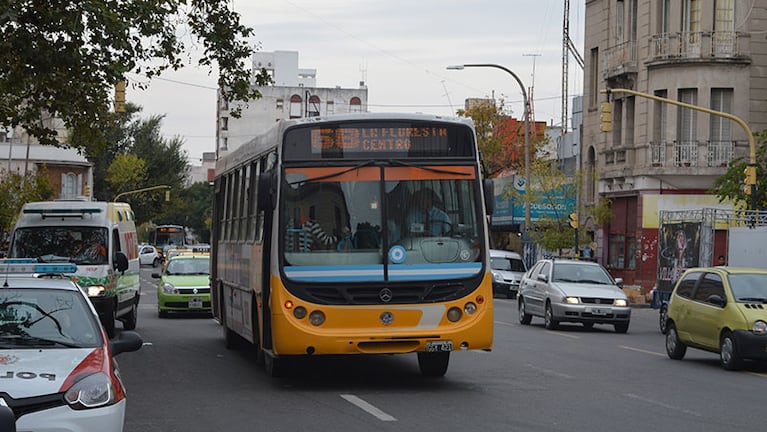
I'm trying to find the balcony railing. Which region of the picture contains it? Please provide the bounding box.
[603,40,637,77]
[650,31,749,60]
[647,140,736,167]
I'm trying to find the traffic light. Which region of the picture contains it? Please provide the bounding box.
[600,102,612,132]
[744,165,757,185]
[569,212,579,229]
[114,80,126,113]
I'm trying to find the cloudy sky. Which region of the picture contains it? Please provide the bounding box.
[129,0,585,163]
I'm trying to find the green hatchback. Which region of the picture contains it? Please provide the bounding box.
[664,267,767,370]
[152,254,211,317]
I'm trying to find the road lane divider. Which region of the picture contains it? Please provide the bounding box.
[340,394,397,422]
[620,345,665,357]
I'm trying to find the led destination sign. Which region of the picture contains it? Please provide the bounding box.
[311,127,448,152]
[283,121,474,160]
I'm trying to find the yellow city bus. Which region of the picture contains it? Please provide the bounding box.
[211,113,495,377]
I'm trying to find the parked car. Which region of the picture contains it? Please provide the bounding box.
[664,267,767,370]
[139,244,160,267]
[0,259,143,432]
[490,249,527,299]
[152,253,211,317]
[518,258,631,333]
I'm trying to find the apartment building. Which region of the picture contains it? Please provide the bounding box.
[215,51,368,158]
[582,0,766,288]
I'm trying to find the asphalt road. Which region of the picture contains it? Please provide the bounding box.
[118,266,767,432]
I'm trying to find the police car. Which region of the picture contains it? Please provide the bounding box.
[0,259,143,432]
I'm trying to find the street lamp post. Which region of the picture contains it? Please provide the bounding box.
[447,64,532,260]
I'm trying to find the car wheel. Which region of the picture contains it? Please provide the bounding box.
[659,304,668,334]
[544,302,558,330]
[152,257,159,268]
[123,301,138,330]
[518,298,532,325]
[417,351,450,378]
[614,322,629,334]
[720,331,744,371]
[665,323,687,360]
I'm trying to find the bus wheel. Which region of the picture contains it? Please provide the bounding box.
[417,351,450,377]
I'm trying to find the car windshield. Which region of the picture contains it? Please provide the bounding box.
[166,258,210,275]
[728,273,767,302]
[552,263,614,284]
[491,256,525,272]
[0,288,101,348]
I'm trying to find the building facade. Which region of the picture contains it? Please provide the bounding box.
[216,51,369,158]
[582,0,766,289]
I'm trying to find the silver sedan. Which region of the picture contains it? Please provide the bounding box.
[518,258,631,333]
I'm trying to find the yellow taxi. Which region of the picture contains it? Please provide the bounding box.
[664,267,767,370]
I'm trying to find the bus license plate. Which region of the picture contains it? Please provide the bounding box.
[426,341,453,352]
[189,297,203,309]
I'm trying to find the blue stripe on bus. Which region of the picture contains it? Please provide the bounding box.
[284,263,482,282]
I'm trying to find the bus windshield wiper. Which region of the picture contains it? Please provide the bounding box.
[288,160,377,185]
[386,159,471,176]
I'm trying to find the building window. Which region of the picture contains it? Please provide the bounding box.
[609,234,625,269]
[590,48,599,108]
[612,98,623,147]
[289,94,302,118]
[62,173,77,198]
[327,100,335,115]
[710,88,733,141]
[677,88,698,145]
[276,99,284,110]
[350,97,362,113]
[308,95,321,117]
[221,117,228,131]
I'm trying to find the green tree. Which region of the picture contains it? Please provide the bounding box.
[107,153,148,194]
[152,182,213,243]
[712,130,767,209]
[457,99,526,177]
[0,166,54,235]
[1,0,270,150]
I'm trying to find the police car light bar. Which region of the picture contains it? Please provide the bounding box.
[0,260,78,274]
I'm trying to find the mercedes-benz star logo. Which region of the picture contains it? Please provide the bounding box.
[379,288,393,303]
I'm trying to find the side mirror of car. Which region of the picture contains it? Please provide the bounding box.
[113,251,129,273]
[109,330,144,355]
[537,273,549,283]
[706,294,727,307]
[614,277,624,288]
[151,272,161,279]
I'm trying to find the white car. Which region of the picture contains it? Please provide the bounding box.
[0,259,143,432]
[138,244,160,267]
[490,249,527,299]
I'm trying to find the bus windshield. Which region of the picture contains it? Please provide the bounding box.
[281,165,482,282]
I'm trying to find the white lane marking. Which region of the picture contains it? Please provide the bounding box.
[340,394,397,422]
[620,345,665,357]
[624,393,702,417]
[525,364,574,379]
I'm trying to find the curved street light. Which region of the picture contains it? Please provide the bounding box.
[447,63,532,262]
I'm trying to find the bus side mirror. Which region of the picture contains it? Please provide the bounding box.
[483,179,495,216]
[257,170,277,211]
[114,251,129,273]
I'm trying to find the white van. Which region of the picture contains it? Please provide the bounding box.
[9,200,140,337]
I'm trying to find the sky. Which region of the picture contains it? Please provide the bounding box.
[129,0,585,164]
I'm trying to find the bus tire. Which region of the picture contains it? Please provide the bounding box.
[417,351,450,377]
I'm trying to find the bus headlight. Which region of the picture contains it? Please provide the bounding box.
[447,307,462,322]
[308,310,325,326]
[464,302,477,315]
[87,285,106,297]
[293,306,307,319]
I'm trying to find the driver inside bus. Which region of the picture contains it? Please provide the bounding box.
[405,188,452,237]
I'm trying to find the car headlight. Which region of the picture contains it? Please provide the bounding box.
[493,272,503,282]
[614,299,628,307]
[753,320,767,335]
[64,372,115,409]
[565,297,580,304]
[162,282,178,294]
